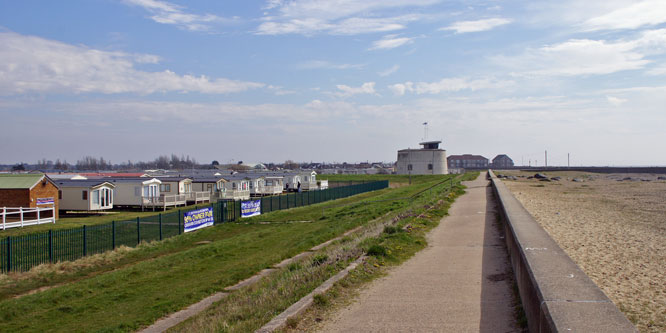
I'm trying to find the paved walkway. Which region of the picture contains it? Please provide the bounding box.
[320,173,518,332]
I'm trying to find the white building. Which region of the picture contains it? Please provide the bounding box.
[56,179,115,211]
[396,141,448,175]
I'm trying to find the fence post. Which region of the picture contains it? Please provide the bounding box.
[178,210,182,234]
[7,236,12,272]
[2,207,5,230]
[20,207,23,228]
[37,205,40,222]
[49,230,53,263]
[112,220,116,249]
[159,213,163,241]
[83,225,87,257]
[136,217,140,245]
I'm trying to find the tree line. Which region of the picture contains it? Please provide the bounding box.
[23,154,199,171]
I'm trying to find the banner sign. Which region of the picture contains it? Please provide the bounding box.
[183,207,214,233]
[36,197,54,205]
[241,199,261,218]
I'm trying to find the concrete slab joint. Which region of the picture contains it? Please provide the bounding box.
[488,169,637,333]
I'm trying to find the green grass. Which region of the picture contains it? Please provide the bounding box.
[322,173,449,185]
[0,175,464,332]
[170,172,478,332]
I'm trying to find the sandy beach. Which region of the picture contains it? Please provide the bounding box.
[500,171,665,332]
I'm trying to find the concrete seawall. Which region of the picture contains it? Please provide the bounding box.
[488,170,636,332]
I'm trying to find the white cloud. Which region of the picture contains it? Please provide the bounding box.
[583,0,666,31]
[378,64,400,77]
[494,30,666,76]
[257,15,418,35]
[440,17,512,33]
[335,82,376,96]
[267,0,439,20]
[257,0,437,35]
[0,32,264,95]
[369,35,413,50]
[606,95,627,106]
[389,77,512,95]
[123,0,231,31]
[647,63,666,75]
[296,60,365,70]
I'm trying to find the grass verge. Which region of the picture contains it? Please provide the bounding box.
[0,175,457,332]
[168,172,477,332]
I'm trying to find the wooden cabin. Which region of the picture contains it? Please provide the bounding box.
[56,179,115,211]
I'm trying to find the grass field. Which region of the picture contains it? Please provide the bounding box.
[0,174,467,332]
[173,172,478,332]
[322,173,445,184]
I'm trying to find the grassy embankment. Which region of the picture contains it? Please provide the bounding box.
[171,172,479,332]
[0,174,464,332]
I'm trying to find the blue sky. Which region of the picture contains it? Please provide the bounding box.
[1,0,665,166]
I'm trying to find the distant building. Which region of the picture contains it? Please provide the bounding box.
[396,141,448,175]
[447,154,489,169]
[491,154,514,169]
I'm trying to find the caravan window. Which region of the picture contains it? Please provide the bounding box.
[82,190,88,200]
[92,190,99,204]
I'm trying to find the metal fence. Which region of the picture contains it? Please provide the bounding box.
[0,180,388,273]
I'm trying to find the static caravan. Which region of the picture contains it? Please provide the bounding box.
[260,175,284,195]
[155,177,192,195]
[153,177,191,206]
[109,178,161,208]
[247,172,284,196]
[221,175,251,200]
[191,177,225,194]
[282,173,301,192]
[299,170,318,191]
[191,177,227,202]
[56,179,115,211]
[248,175,265,197]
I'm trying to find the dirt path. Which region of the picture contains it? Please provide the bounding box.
[319,173,518,332]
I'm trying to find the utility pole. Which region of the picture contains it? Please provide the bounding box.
[545,150,548,167]
[568,153,570,167]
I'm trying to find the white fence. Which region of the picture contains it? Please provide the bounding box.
[186,191,210,204]
[1,206,56,230]
[141,191,211,211]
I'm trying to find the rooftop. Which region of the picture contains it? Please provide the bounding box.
[56,179,116,188]
[0,174,46,189]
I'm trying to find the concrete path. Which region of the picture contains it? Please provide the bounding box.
[319,173,518,332]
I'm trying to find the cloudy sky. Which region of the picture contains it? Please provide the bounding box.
[1,0,665,166]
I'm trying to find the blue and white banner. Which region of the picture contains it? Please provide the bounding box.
[241,199,261,218]
[37,197,54,205]
[183,207,214,233]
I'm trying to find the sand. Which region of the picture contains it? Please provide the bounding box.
[500,171,665,332]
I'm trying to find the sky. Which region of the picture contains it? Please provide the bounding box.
[1,0,665,167]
